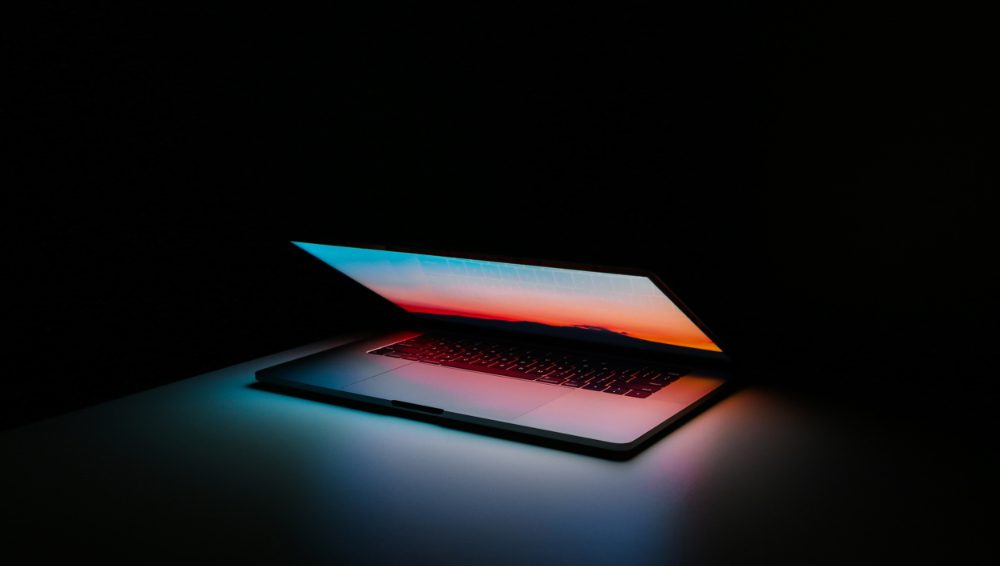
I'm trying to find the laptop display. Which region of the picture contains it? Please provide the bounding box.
[293,242,721,353]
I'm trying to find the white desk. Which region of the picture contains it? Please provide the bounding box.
[2,336,989,564]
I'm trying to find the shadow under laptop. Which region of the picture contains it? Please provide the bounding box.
[248,381,739,461]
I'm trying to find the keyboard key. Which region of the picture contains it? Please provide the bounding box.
[440,360,487,372]
[605,386,628,395]
[625,390,652,398]
[497,369,538,380]
[583,383,608,391]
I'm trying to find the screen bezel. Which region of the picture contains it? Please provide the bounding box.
[291,240,730,362]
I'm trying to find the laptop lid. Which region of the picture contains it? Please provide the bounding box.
[292,242,727,361]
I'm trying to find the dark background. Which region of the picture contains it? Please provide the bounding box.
[5,2,997,436]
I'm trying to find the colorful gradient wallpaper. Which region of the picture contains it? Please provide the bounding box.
[294,242,722,353]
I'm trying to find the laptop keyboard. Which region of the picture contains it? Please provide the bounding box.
[369,334,687,399]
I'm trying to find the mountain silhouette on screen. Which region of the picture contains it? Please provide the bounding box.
[414,313,669,349]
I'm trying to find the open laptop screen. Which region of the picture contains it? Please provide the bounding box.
[294,242,722,353]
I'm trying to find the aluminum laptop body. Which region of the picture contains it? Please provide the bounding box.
[256,242,730,452]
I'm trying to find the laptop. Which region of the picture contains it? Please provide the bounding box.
[256,242,731,452]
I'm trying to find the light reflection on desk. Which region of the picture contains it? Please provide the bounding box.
[0,337,854,565]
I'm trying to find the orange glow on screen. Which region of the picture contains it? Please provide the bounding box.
[294,242,722,353]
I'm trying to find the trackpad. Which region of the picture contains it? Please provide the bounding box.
[341,363,570,421]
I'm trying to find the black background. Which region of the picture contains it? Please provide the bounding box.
[6,2,997,443]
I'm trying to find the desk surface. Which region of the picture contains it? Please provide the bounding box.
[2,336,991,565]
